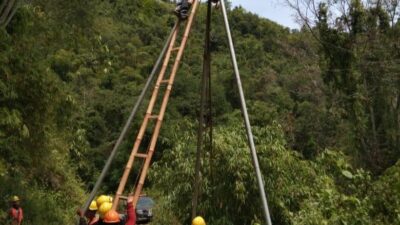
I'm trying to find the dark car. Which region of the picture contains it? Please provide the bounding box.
[136,196,155,224]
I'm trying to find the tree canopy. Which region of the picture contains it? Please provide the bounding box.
[0,0,399,224]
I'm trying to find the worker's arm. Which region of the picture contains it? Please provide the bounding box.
[20,211,23,222]
[125,196,136,225]
[18,208,23,224]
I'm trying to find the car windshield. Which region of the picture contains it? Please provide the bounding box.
[137,197,155,209]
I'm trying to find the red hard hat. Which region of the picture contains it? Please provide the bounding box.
[103,210,120,223]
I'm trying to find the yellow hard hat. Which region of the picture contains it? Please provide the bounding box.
[98,202,112,216]
[192,216,206,225]
[96,195,113,207]
[89,200,98,211]
[11,196,20,202]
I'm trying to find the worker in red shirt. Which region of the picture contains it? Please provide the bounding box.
[9,196,23,225]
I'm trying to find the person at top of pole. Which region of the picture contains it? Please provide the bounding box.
[174,0,193,20]
[174,0,220,20]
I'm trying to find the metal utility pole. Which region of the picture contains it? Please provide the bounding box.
[220,1,273,224]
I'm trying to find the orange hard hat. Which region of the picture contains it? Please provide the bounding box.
[103,210,120,223]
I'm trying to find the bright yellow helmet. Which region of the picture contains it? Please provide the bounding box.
[89,200,98,211]
[192,216,206,225]
[98,202,112,216]
[96,195,113,207]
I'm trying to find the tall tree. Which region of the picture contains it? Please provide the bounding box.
[287,0,400,172]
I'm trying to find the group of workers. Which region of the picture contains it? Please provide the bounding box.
[8,194,205,225]
[78,195,136,225]
[78,195,206,225]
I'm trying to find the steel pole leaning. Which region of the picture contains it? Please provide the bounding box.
[78,22,178,220]
[219,1,273,225]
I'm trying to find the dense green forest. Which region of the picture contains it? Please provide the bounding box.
[0,0,399,224]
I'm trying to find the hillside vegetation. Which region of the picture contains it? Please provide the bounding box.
[0,0,399,224]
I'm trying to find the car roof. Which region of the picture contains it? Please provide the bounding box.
[137,196,155,208]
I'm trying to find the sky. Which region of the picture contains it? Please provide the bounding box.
[230,0,299,29]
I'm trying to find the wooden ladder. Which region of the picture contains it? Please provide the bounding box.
[112,0,200,208]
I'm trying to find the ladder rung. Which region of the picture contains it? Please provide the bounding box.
[160,79,170,83]
[149,115,159,119]
[119,195,128,200]
[171,47,180,52]
[135,153,148,158]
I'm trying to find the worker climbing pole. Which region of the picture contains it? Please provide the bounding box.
[79,1,273,224]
